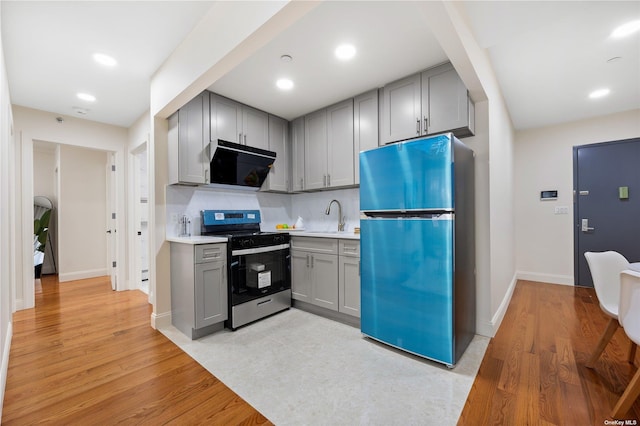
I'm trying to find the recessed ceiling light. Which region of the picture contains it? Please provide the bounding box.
[335,44,356,61]
[276,78,294,91]
[93,53,117,67]
[77,93,96,102]
[611,19,640,38]
[588,88,610,99]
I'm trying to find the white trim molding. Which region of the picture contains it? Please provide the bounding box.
[0,321,13,419]
[516,271,574,286]
[58,269,109,283]
[151,311,172,330]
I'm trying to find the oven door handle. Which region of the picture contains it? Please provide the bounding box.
[231,243,290,256]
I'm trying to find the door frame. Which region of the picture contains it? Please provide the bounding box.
[128,141,150,299]
[573,136,640,286]
[20,134,127,310]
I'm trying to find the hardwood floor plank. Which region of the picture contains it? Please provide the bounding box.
[460,280,640,424]
[2,275,272,425]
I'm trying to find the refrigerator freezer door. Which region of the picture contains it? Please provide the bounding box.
[360,134,454,212]
[360,216,454,365]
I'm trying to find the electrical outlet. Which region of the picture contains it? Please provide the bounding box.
[171,213,179,223]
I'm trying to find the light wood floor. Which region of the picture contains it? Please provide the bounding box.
[2,275,272,425]
[459,280,640,425]
[5,277,639,424]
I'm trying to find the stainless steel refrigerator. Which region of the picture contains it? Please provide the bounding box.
[359,133,475,367]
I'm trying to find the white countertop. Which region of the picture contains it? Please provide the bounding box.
[166,235,228,245]
[279,230,360,240]
[167,231,360,244]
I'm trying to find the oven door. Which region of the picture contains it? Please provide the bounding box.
[229,243,291,305]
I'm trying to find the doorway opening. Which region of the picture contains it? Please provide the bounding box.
[32,142,119,291]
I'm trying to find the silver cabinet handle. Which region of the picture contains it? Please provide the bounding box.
[306,254,310,268]
[311,255,314,268]
[323,175,327,187]
[424,116,428,133]
[416,118,420,134]
[327,174,331,186]
[244,134,247,145]
[300,178,304,190]
[239,132,242,144]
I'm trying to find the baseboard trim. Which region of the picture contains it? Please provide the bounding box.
[151,311,172,330]
[477,273,518,338]
[517,271,574,286]
[0,321,13,419]
[59,269,109,282]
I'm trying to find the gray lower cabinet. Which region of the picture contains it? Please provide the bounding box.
[171,242,227,339]
[338,239,360,318]
[291,237,339,311]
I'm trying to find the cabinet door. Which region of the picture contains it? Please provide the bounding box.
[310,253,338,311]
[210,94,242,143]
[263,115,288,192]
[290,117,305,192]
[327,99,354,187]
[175,92,208,184]
[291,250,311,302]
[194,260,228,328]
[242,106,269,150]
[380,73,422,144]
[353,90,379,184]
[422,65,469,135]
[339,256,360,317]
[304,109,328,190]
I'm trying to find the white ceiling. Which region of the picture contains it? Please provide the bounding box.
[2,1,639,130]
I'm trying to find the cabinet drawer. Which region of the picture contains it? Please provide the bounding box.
[195,244,226,263]
[291,237,338,254]
[339,239,360,257]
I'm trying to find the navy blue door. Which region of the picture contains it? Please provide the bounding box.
[574,138,640,287]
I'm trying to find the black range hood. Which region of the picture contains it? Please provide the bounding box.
[209,139,276,189]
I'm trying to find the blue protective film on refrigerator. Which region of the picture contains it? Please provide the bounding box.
[360,134,454,212]
[360,216,454,364]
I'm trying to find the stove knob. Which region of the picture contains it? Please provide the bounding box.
[240,239,250,248]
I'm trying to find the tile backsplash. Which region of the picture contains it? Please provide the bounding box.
[166,186,359,237]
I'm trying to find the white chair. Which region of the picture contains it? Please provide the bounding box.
[584,251,636,368]
[612,270,640,417]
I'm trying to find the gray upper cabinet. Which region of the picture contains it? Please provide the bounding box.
[327,99,355,188]
[304,99,355,190]
[381,62,474,143]
[422,63,475,137]
[304,109,328,190]
[290,117,305,192]
[210,93,269,150]
[380,73,422,144]
[168,91,210,185]
[353,90,379,184]
[263,115,289,192]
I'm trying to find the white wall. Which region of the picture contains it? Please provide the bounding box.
[0,4,15,415]
[515,109,640,284]
[57,145,108,281]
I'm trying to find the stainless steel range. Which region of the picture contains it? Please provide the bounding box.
[201,210,291,330]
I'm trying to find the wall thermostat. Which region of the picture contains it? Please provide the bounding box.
[540,190,558,201]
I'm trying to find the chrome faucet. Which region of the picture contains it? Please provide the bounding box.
[325,199,345,232]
